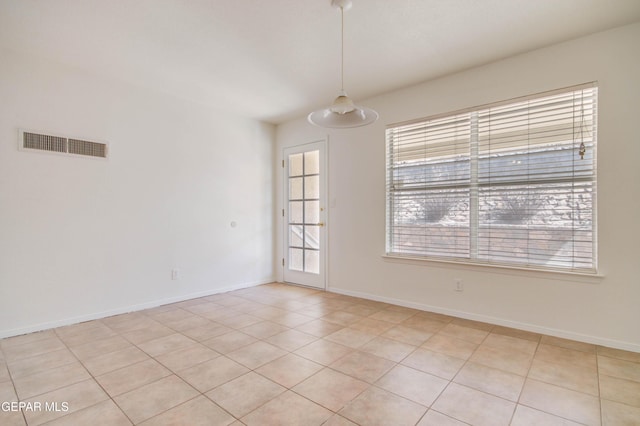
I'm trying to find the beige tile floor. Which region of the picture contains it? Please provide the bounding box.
[1,283,639,425]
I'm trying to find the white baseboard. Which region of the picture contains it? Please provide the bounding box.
[0,278,274,339]
[328,286,640,354]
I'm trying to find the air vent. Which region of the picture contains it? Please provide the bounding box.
[23,132,67,153]
[68,139,107,158]
[19,130,108,159]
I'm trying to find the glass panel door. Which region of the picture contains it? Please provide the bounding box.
[283,141,326,288]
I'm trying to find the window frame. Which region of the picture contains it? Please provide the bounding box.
[385,83,598,274]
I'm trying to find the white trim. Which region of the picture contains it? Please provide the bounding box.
[328,285,640,353]
[0,278,273,339]
[382,255,604,284]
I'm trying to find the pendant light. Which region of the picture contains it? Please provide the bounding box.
[308,0,378,128]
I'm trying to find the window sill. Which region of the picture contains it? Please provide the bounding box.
[382,254,604,284]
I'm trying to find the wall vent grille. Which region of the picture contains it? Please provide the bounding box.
[19,130,108,159]
[68,139,107,158]
[23,132,67,153]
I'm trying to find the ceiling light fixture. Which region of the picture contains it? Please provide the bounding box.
[308,0,378,128]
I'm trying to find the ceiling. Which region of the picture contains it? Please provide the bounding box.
[2,0,640,124]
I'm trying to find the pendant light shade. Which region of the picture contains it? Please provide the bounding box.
[308,93,379,128]
[308,0,378,128]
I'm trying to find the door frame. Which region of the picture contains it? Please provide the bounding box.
[282,139,328,290]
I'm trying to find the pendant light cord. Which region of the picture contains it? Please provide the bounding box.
[307,0,379,127]
[340,6,345,92]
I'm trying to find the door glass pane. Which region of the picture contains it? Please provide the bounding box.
[304,201,319,224]
[305,225,320,249]
[284,145,324,284]
[289,248,303,271]
[289,153,303,177]
[304,176,319,199]
[289,201,303,223]
[289,225,303,247]
[305,150,319,175]
[305,250,319,274]
[289,177,303,200]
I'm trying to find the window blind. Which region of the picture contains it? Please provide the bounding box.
[386,84,597,272]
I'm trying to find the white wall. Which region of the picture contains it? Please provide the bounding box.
[0,49,275,338]
[276,23,640,352]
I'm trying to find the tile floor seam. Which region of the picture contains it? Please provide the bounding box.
[204,389,264,424]
[108,388,143,425]
[121,371,234,425]
[15,374,93,403]
[3,350,30,426]
[103,392,135,425]
[162,352,221,374]
[382,342,415,365]
[514,400,593,426]
[507,332,542,426]
[323,362,384,387]
[159,393,233,425]
[237,382,345,422]
[81,351,139,426]
[423,350,468,423]
[371,381,432,411]
[599,396,640,410]
[368,378,433,411]
[527,348,602,399]
[450,372,522,407]
[414,410,428,426]
[517,333,540,389]
[246,322,366,419]
[2,283,639,425]
[287,380,359,415]
[439,380,519,426]
[426,372,459,424]
[200,331,258,354]
[92,357,158,384]
[598,373,640,410]
[511,334,594,426]
[426,409,475,426]
[448,331,481,396]
[177,356,244,394]
[596,352,605,426]
[12,330,97,405]
[77,338,201,426]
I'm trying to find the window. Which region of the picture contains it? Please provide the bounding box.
[386,84,597,273]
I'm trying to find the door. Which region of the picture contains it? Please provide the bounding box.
[283,141,327,289]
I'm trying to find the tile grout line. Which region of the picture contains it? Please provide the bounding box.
[510,329,542,425]
[429,321,494,425]
[200,290,331,425]
[1,344,29,426]
[3,284,638,425]
[221,300,398,423]
[148,288,320,424]
[54,324,131,426]
[129,305,265,425]
[596,350,603,426]
[516,336,603,425]
[59,298,257,425]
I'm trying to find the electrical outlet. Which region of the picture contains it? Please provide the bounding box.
[171,269,179,280]
[455,279,463,292]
